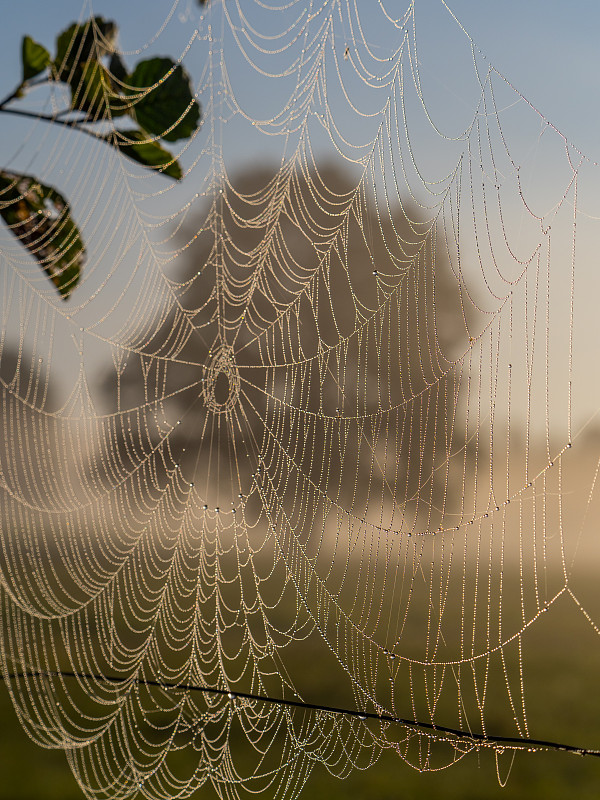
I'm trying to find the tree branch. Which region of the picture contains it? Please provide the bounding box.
[0,105,101,141]
[0,76,51,109]
[0,86,24,109]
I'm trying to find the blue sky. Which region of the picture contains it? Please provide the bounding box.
[443,1,600,157]
[1,1,599,157]
[1,1,599,432]
[1,1,598,170]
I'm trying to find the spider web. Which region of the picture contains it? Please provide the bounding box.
[1,2,600,798]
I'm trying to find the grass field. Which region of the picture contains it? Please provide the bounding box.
[2,437,600,799]
[2,682,600,800]
[2,567,600,800]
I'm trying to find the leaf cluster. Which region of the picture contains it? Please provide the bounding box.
[0,172,85,298]
[1,17,202,298]
[23,17,200,176]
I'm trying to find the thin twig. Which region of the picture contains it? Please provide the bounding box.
[0,76,51,109]
[2,669,599,758]
[0,87,24,109]
[0,106,101,141]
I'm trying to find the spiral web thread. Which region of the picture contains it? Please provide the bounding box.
[2,1,600,798]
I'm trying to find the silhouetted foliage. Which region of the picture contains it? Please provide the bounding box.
[0,16,200,298]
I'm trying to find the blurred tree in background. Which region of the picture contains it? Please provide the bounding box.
[101,163,472,528]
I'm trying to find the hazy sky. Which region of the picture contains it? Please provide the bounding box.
[1,1,599,157]
[429,0,600,158]
[1,1,600,435]
[0,1,597,174]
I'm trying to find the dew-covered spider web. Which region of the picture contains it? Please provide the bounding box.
[2,1,600,798]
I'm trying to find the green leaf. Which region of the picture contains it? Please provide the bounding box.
[109,52,128,83]
[70,59,128,118]
[53,17,117,83]
[104,130,182,180]
[0,172,86,299]
[22,36,50,81]
[125,57,200,143]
